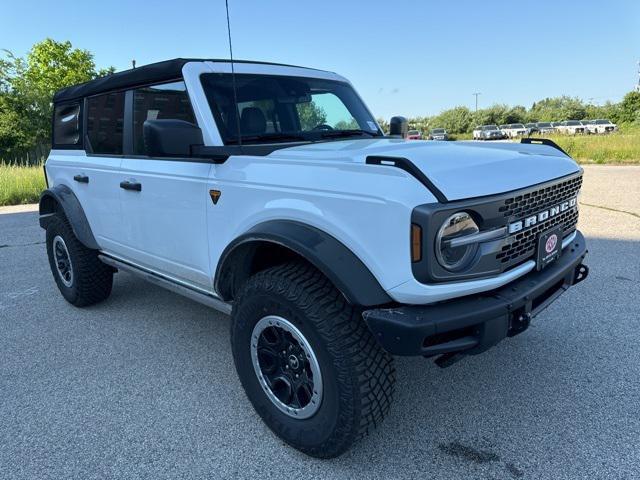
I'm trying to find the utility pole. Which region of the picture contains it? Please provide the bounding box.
[472,92,481,112]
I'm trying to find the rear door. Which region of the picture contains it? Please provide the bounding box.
[48,94,125,253]
[117,81,213,288]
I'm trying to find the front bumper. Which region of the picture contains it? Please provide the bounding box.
[363,230,588,357]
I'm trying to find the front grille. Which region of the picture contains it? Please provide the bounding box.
[498,175,582,219]
[496,206,579,265]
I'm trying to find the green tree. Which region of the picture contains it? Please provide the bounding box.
[334,119,359,130]
[376,117,389,134]
[1,39,114,156]
[297,101,327,130]
[618,91,640,124]
[430,106,473,134]
[529,96,586,122]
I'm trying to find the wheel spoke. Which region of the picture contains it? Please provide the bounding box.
[256,346,279,375]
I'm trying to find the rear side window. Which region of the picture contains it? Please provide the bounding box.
[53,103,81,146]
[86,92,125,154]
[133,81,196,155]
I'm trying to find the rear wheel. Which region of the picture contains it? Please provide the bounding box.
[231,261,396,458]
[46,214,113,307]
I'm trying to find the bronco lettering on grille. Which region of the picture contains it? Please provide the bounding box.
[508,197,577,234]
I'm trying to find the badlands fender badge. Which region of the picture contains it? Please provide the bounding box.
[536,227,563,270]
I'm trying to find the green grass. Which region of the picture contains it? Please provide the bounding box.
[447,125,640,164]
[545,129,640,164]
[0,164,46,206]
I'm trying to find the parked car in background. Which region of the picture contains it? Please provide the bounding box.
[525,122,539,135]
[407,129,423,140]
[428,128,449,141]
[588,119,618,134]
[556,120,587,135]
[581,120,594,133]
[536,122,556,134]
[473,124,506,140]
[502,123,528,138]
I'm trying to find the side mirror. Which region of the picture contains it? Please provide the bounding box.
[143,119,203,157]
[389,116,408,138]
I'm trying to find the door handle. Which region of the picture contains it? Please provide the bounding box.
[120,180,142,192]
[73,174,89,184]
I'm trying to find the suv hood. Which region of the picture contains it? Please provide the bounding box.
[273,138,580,201]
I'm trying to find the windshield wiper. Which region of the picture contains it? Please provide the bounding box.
[320,130,377,139]
[228,133,309,144]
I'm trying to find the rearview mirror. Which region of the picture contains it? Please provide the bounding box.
[143,119,204,157]
[278,94,312,104]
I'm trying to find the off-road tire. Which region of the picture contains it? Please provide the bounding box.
[46,214,113,307]
[231,261,396,458]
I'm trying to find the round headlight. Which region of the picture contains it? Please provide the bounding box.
[435,212,479,271]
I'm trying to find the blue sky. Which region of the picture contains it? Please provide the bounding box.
[1,0,639,118]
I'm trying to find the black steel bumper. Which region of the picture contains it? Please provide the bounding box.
[362,231,588,358]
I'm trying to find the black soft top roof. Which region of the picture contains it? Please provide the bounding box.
[53,58,321,103]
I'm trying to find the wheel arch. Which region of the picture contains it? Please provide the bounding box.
[215,220,392,307]
[39,184,99,250]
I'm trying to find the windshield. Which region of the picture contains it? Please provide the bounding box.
[566,120,581,126]
[431,128,445,134]
[512,123,525,128]
[538,122,552,127]
[483,125,499,130]
[596,119,611,125]
[200,73,382,144]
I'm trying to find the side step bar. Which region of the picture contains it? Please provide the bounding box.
[98,254,232,315]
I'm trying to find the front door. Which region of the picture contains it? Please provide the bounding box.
[117,81,213,288]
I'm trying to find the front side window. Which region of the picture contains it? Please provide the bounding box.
[86,92,125,154]
[53,103,81,146]
[200,73,381,145]
[133,81,196,155]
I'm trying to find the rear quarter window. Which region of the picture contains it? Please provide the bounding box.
[53,103,81,147]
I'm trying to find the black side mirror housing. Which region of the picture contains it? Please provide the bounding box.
[143,119,204,157]
[389,116,408,138]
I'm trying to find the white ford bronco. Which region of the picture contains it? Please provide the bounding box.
[40,58,589,458]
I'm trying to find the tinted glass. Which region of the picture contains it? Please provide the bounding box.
[201,73,381,145]
[596,119,610,125]
[53,103,81,146]
[566,121,580,126]
[432,129,445,133]
[86,92,125,154]
[133,81,196,155]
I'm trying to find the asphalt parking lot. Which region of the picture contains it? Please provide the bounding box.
[1,165,639,479]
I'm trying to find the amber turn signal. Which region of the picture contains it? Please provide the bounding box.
[411,223,422,262]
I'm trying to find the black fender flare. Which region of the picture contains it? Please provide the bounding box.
[215,220,392,307]
[39,184,99,250]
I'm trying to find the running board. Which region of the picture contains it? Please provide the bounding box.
[98,255,232,315]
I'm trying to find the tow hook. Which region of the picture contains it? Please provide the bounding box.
[573,264,589,285]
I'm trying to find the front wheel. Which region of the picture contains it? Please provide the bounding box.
[231,262,396,458]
